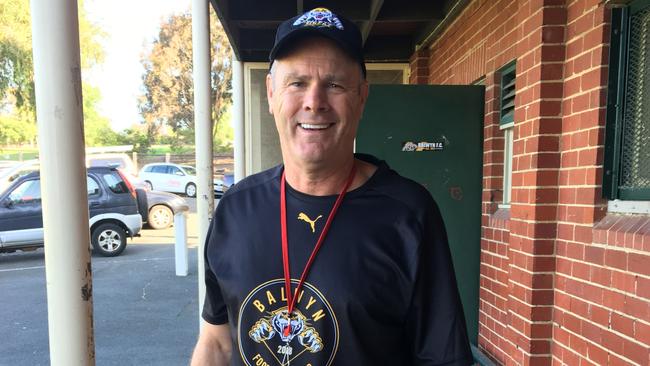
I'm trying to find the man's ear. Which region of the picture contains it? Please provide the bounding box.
[359,80,369,112]
[266,73,274,115]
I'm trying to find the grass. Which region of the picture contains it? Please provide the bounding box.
[0,147,39,161]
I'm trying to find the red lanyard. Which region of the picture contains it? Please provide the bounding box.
[280,164,356,336]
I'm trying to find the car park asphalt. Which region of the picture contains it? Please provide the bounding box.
[0,199,206,366]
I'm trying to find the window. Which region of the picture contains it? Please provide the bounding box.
[8,179,41,204]
[169,166,183,176]
[182,166,196,176]
[87,176,100,196]
[152,165,168,173]
[102,173,128,194]
[499,62,516,206]
[605,0,650,201]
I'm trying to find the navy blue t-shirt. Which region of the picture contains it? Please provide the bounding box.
[202,154,472,365]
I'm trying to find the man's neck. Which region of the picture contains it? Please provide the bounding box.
[283,156,376,196]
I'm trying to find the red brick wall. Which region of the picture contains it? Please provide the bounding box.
[419,0,650,365]
[553,1,650,365]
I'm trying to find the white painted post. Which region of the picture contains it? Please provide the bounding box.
[174,212,189,276]
[30,0,95,365]
[192,0,214,321]
[165,152,171,163]
[232,56,245,183]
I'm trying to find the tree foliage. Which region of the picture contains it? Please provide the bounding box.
[83,84,120,146]
[139,8,232,148]
[0,0,109,146]
[0,0,34,114]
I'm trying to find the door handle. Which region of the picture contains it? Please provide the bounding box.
[90,202,101,207]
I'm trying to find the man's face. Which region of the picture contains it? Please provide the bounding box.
[266,37,368,169]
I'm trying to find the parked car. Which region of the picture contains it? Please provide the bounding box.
[223,173,234,190]
[140,189,189,230]
[138,163,225,198]
[86,153,145,189]
[0,160,40,193]
[86,153,137,175]
[0,166,142,256]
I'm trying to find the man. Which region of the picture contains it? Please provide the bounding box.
[191,7,472,366]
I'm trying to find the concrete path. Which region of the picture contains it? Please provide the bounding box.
[0,242,201,366]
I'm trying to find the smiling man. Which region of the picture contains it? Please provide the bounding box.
[191,7,472,366]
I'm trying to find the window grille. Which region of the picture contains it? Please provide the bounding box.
[605,0,650,200]
[500,62,516,125]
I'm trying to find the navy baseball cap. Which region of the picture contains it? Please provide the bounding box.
[269,7,366,78]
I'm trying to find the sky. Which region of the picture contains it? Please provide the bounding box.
[83,0,191,132]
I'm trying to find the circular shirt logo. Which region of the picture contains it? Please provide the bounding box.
[238,279,339,366]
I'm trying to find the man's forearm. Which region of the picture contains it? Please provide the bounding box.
[190,342,230,366]
[190,322,232,366]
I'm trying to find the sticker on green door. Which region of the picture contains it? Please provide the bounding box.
[401,141,444,151]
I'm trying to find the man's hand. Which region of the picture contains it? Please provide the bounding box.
[190,322,232,366]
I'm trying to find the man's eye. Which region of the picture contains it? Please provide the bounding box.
[288,81,304,87]
[328,83,342,89]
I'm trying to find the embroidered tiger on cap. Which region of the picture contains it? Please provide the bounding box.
[293,7,344,30]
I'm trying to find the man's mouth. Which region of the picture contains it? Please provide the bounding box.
[299,123,333,130]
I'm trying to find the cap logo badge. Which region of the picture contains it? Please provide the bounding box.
[293,8,344,30]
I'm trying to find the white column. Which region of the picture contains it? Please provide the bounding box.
[192,0,214,321]
[232,56,245,183]
[174,212,189,276]
[30,0,95,365]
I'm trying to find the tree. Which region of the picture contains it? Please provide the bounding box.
[83,84,120,146]
[0,0,108,145]
[139,8,232,147]
[0,0,35,115]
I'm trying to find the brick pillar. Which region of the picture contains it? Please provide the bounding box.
[409,48,430,84]
[507,1,566,365]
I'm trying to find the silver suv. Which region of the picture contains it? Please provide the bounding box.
[0,166,142,256]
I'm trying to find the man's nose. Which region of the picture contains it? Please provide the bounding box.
[303,84,330,112]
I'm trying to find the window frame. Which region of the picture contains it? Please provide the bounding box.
[500,124,514,207]
[604,0,650,200]
[498,61,517,207]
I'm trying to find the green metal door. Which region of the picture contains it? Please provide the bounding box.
[357,85,484,345]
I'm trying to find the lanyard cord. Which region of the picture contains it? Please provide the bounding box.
[280,164,357,327]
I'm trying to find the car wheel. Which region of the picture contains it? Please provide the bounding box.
[185,183,196,197]
[91,223,127,257]
[148,205,173,230]
[145,181,153,190]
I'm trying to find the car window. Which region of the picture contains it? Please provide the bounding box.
[8,179,41,204]
[183,166,196,176]
[169,166,183,176]
[87,176,100,196]
[152,165,168,173]
[102,173,128,194]
[144,165,154,173]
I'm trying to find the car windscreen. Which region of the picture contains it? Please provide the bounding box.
[182,166,196,176]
